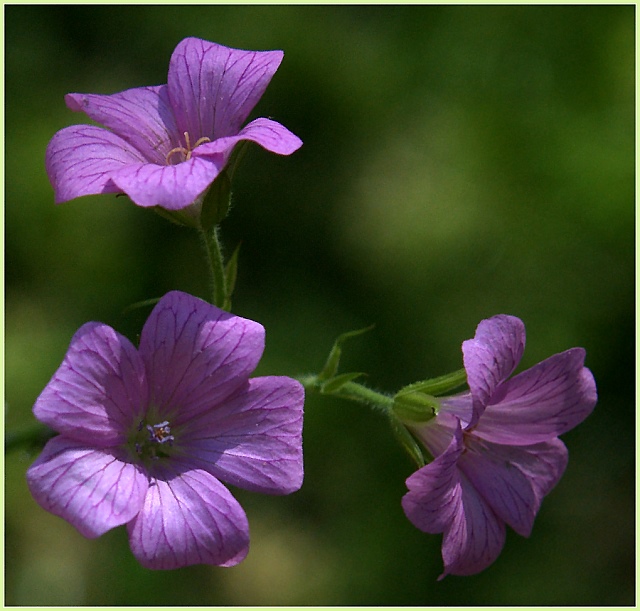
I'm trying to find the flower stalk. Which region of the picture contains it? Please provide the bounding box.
[199,226,228,309]
[5,422,56,454]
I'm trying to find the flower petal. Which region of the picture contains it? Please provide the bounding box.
[45,125,146,204]
[168,37,285,141]
[127,462,249,569]
[460,437,568,537]
[139,291,264,423]
[26,436,148,538]
[440,474,506,578]
[403,422,506,578]
[33,322,147,445]
[462,315,526,424]
[402,423,465,533]
[65,86,180,164]
[473,348,597,445]
[182,376,304,494]
[194,117,303,159]
[109,155,224,209]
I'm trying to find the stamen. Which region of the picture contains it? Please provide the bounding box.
[164,132,212,165]
[146,421,174,446]
[194,136,211,148]
[165,146,188,165]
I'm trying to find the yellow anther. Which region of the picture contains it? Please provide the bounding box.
[164,132,212,165]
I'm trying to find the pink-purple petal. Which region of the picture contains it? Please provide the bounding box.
[473,348,597,445]
[462,315,526,425]
[26,436,148,538]
[460,437,568,537]
[108,155,224,209]
[168,37,284,141]
[182,376,304,494]
[403,423,464,533]
[65,86,180,164]
[440,474,506,578]
[33,322,147,446]
[45,125,146,204]
[139,292,264,423]
[194,117,303,159]
[127,463,249,569]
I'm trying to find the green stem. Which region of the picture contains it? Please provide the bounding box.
[5,423,56,454]
[299,374,394,414]
[199,227,227,308]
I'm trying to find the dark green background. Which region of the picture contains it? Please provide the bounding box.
[5,5,635,606]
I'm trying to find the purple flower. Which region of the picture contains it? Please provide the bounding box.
[26,291,304,569]
[45,37,302,210]
[401,315,597,578]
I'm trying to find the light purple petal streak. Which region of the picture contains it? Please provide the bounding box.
[168,37,284,140]
[33,322,147,446]
[26,436,148,538]
[127,462,249,569]
[184,376,304,494]
[139,291,264,423]
[403,424,465,533]
[65,87,180,164]
[403,425,506,578]
[109,155,224,210]
[473,348,597,445]
[462,315,525,424]
[460,437,568,537]
[45,125,146,204]
[440,474,505,578]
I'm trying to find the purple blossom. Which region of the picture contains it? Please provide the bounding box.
[26,291,304,569]
[401,315,597,578]
[45,37,302,210]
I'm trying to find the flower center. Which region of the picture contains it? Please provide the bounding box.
[131,418,176,462]
[165,131,211,165]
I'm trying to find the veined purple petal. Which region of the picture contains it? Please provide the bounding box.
[409,410,460,459]
[109,155,224,209]
[127,462,249,569]
[460,437,568,537]
[439,473,506,578]
[139,292,264,423]
[45,125,146,204]
[437,393,474,430]
[462,315,526,424]
[168,37,284,141]
[194,117,303,159]
[33,322,147,446]
[26,436,148,538]
[403,423,465,533]
[182,377,304,494]
[65,86,180,164]
[472,348,597,445]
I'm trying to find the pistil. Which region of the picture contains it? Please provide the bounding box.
[165,132,212,165]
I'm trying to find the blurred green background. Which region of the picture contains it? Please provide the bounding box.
[5,5,635,606]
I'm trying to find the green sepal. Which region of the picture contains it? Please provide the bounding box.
[316,325,375,382]
[152,205,201,229]
[392,391,439,424]
[200,171,232,232]
[397,368,467,397]
[222,243,241,311]
[122,297,162,315]
[320,372,366,394]
[388,415,426,468]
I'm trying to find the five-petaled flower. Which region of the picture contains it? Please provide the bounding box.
[401,315,597,579]
[45,37,302,210]
[26,291,304,569]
